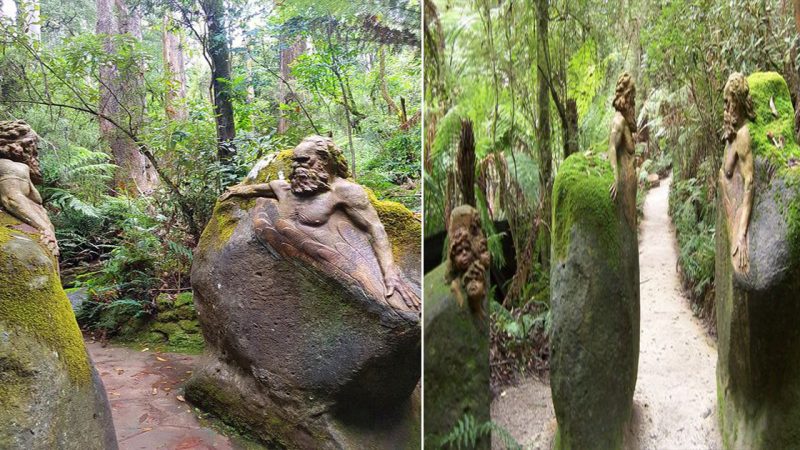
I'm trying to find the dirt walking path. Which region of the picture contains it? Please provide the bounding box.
[491,177,721,449]
[86,340,261,450]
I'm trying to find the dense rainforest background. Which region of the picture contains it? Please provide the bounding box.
[0,0,420,347]
[424,0,800,388]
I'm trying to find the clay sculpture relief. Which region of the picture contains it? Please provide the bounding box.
[0,120,58,257]
[221,135,419,314]
[424,204,490,448]
[187,136,421,448]
[0,120,117,449]
[549,73,640,450]
[716,72,800,449]
[445,204,490,320]
[719,72,755,273]
[608,72,638,226]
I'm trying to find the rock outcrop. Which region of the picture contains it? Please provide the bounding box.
[716,72,800,449]
[549,152,640,450]
[0,212,117,449]
[423,262,489,448]
[186,149,421,448]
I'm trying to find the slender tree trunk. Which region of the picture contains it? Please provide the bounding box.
[565,98,579,158]
[201,0,236,161]
[536,0,552,269]
[97,0,158,195]
[277,35,306,134]
[163,13,187,121]
[379,46,400,118]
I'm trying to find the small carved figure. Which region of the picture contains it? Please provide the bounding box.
[0,120,58,257]
[608,73,638,227]
[446,205,490,320]
[220,136,420,312]
[720,72,756,273]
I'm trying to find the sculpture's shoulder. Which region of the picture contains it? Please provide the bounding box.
[332,179,370,207]
[0,158,30,176]
[736,123,752,145]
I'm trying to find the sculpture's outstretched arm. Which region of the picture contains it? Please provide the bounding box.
[219,183,277,202]
[608,118,623,199]
[724,142,738,178]
[339,184,420,309]
[732,132,754,271]
[0,184,59,256]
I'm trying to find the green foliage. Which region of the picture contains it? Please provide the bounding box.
[437,414,521,450]
[568,39,607,120]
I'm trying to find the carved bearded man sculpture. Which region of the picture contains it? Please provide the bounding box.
[221,135,420,313]
[720,72,755,273]
[608,72,638,228]
[0,120,58,257]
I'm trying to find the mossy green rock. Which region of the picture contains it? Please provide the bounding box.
[716,72,800,449]
[0,212,117,449]
[423,263,489,449]
[187,153,421,448]
[549,152,640,450]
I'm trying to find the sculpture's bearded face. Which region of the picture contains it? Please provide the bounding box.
[613,73,637,133]
[723,73,755,143]
[447,206,490,302]
[0,120,42,184]
[290,144,332,196]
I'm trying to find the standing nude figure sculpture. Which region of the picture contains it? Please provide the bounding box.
[608,72,638,227]
[719,72,755,273]
[221,135,420,312]
[0,120,58,257]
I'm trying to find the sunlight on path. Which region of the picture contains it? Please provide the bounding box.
[627,176,720,449]
[86,341,257,450]
[491,176,721,449]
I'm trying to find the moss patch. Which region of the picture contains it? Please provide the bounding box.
[0,217,91,385]
[112,292,204,354]
[552,152,619,262]
[747,72,800,167]
[365,189,421,260]
[247,149,295,184]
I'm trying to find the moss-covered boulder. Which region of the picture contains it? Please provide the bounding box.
[186,152,421,449]
[423,263,489,448]
[716,72,800,449]
[0,212,117,449]
[549,152,640,450]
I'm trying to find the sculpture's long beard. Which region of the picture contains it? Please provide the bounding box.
[723,108,739,143]
[291,164,330,195]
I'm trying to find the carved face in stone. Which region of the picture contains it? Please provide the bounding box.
[289,136,350,196]
[0,120,42,183]
[723,72,756,143]
[613,73,637,133]
[447,205,490,305]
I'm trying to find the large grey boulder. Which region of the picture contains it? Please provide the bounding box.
[549,152,640,450]
[0,213,117,450]
[186,151,421,449]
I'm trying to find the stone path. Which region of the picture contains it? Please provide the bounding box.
[491,176,721,449]
[85,340,259,450]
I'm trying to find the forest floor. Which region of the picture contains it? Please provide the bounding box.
[86,340,263,450]
[491,176,721,449]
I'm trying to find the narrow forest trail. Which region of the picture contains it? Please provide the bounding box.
[626,176,720,449]
[492,176,721,449]
[86,340,261,450]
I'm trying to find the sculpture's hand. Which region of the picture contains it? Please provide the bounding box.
[609,181,618,200]
[40,233,59,258]
[219,185,245,202]
[385,271,420,311]
[732,233,748,271]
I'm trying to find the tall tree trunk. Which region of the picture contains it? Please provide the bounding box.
[536,0,552,269]
[379,46,400,118]
[277,35,306,134]
[201,0,236,161]
[163,13,187,121]
[565,98,579,158]
[97,0,158,195]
